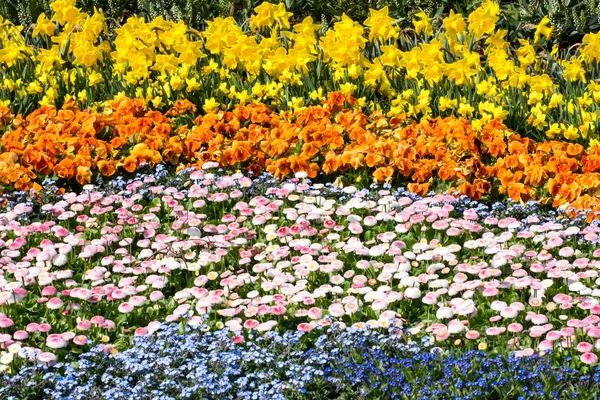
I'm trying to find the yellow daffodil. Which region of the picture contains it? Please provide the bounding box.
[203,97,220,113]
[50,0,83,25]
[439,96,458,112]
[32,13,56,38]
[443,10,466,40]
[413,8,433,36]
[534,16,554,44]
[468,0,499,40]
[365,6,399,42]
[564,124,580,140]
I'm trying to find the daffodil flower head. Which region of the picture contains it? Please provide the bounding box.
[413,8,433,36]
[534,16,554,44]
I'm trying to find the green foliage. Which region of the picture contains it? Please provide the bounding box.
[0,0,482,31]
[134,0,237,28]
[1,0,600,47]
[0,0,49,28]
[239,0,484,29]
[0,0,241,31]
[513,0,600,47]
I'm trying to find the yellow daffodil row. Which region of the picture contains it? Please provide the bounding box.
[1,0,600,145]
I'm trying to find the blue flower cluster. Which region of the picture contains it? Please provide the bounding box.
[2,324,600,400]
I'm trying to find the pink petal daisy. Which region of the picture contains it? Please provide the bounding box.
[581,352,599,365]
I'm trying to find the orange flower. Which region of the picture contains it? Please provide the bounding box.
[97,159,116,176]
[457,179,489,200]
[301,142,321,159]
[326,91,346,113]
[0,106,11,127]
[365,153,385,168]
[412,161,433,183]
[507,182,529,203]
[497,169,524,188]
[233,106,250,121]
[4,166,23,183]
[566,143,583,157]
[14,175,32,191]
[76,166,92,185]
[111,136,128,148]
[260,139,289,158]
[268,158,292,179]
[288,155,319,178]
[53,158,76,179]
[221,141,253,165]
[508,140,526,155]
[464,158,489,179]
[163,137,185,164]
[407,182,430,197]
[346,151,365,169]
[546,176,564,198]
[247,126,267,144]
[558,181,581,203]
[479,130,496,145]
[322,153,339,174]
[582,153,600,173]
[438,161,456,181]
[579,173,600,190]
[122,155,138,173]
[475,179,491,196]
[487,138,507,158]
[166,100,197,117]
[373,166,394,183]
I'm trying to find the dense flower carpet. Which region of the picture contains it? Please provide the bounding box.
[2,0,600,398]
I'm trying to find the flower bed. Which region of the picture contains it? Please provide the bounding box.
[3,324,600,399]
[2,97,600,218]
[3,0,600,396]
[0,167,600,376]
[1,1,600,143]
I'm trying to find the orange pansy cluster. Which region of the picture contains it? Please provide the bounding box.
[1,93,600,219]
[0,98,175,191]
